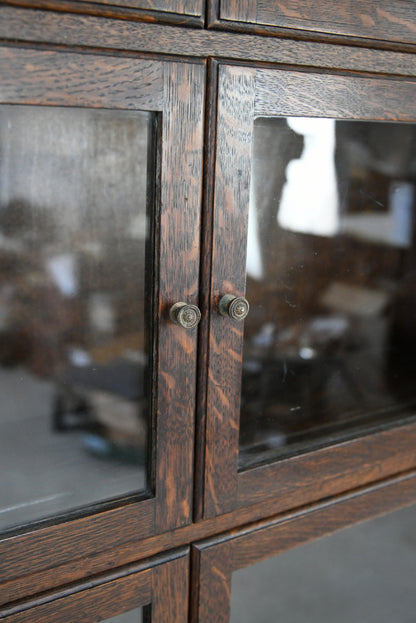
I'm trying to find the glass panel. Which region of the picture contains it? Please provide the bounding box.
[0,105,154,530]
[106,608,143,623]
[241,117,416,468]
[231,503,416,623]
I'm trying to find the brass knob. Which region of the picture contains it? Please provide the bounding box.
[219,294,250,321]
[169,302,201,329]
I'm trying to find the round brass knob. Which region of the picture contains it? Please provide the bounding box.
[169,302,201,329]
[219,294,250,321]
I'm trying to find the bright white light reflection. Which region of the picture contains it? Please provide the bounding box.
[246,179,263,280]
[278,117,339,237]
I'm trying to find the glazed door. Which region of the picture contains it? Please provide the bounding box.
[193,478,416,622]
[202,63,416,519]
[0,46,204,602]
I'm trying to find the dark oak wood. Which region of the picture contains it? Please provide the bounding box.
[0,549,188,622]
[4,5,416,620]
[155,59,204,531]
[151,551,189,622]
[0,47,163,110]
[1,572,152,622]
[238,422,416,507]
[219,0,256,23]
[3,469,416,606]
[202,62,416,519]
[194,58,219,522]
[3,0,205,26]
[204,64,255,516]
[191,543,232,623]
[3,8,416,76]
[70,0,203,14]
[217,0,416,48]
[192,471,416,622]
[0,44,204,591]
[255,66,416,120]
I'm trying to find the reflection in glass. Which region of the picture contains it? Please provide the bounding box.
[106,607,143,623]
[241,117,416,468]
[231,504,416,623]
[0,105,154,530]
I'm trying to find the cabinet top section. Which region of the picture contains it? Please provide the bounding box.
[214,0,416,49]
[2,6,416,78]
[4,0,416,50]
[2,0,206,26]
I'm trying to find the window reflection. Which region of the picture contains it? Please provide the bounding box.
[105,607,143,623]
[241,117,416,468]
[0,105,154,530]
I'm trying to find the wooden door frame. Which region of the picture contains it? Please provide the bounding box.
[192,470,416,622]
[201,61,416,520]
[0,0,205,27]
[0,548,189,622]
[0,45,204,601]
[209,0,416,49]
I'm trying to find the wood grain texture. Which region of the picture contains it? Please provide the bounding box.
[0,549,189,622]
[3,8,416,76]
[203,64,255,518]
[251,0,416,47]
[255,67,416,120]
[219,0,256,23]
[194,58,219,522]
[151,555,189,622]
[238,421,416,507]
[70,0,203,15]
[2,0,204,25]
[155,60,205,532]
[0,47,163,110]
[232,471,416,569]
[0,571,152,622]
[3,469,416,605]
[0,500,153,589]
[193,470,416,621]
[191,542,232,623]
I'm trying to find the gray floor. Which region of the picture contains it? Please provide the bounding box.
[0,367,145,530]
[231,503,416,623]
